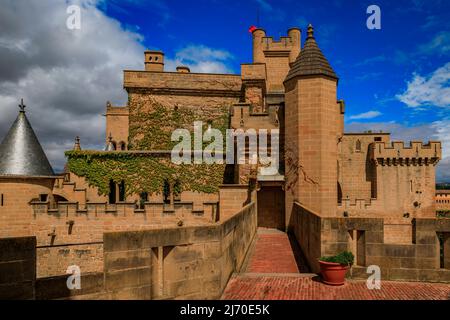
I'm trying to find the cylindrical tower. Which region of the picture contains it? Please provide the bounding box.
[252,28,266,63]
[287,27,301,64]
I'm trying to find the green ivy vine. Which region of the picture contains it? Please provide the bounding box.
[128,98,230,150]
[65,151,227,196]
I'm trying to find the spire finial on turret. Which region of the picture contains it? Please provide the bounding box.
[19,98,26,113]
[74,136,81,151]
[105,133,116,151]
[307,24,314,39]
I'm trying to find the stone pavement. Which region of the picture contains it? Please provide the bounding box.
[222,228,450,300]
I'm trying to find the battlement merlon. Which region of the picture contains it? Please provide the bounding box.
[370,141,442,165]
[30,200,219,223]
[252,27,301,64]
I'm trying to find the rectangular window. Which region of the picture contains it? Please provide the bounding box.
[1,194,3,206]
[374,137,382,142]
[39,194,48,202]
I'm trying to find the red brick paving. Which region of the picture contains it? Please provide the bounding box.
[222,275,450,300]
[246,229,300,274]
[227,228,450,300]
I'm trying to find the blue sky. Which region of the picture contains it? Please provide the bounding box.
[0,0,449,180]
[98,0,450,180]
[99,0,449,127]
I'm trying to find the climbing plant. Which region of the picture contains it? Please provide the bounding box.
[65,151,227,196]
[65,98,234,196]
[128,98,230,150]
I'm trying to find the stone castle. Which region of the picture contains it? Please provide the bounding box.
[0,25,449,300]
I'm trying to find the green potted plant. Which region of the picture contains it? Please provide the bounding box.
[318,251,354,286]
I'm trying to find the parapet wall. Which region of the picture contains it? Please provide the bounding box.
[31,200,219,227]
[124,71,242,97]
[371,141,441,164]
[100,202,257,299]
[292,202,450,282]
[0,237,36,300]
[30,200,218,277]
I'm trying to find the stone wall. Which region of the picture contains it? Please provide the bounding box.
[0,177,54,239]
[29,200,218,277]
[105,105,129,150]
[101,202,257,299]
[436,191,450,212]
[218,185,251,219]
[35,272,104,300]
[291,202,450,282]
[339,133,390,201]
[36,244,103,278]
[0,237,36,299]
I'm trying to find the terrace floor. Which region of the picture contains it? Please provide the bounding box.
[222,228,450,300]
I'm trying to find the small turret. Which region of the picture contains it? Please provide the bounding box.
[0,99,54,177]
[144,50,164,72]
[73,136,81,151]
[105,133,116,151]
[252,28,266,63]
[287,27,301,63]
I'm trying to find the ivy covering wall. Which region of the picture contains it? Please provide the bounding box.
[65,97,235,196]
[65,151,227,195]
[128,98,230,150]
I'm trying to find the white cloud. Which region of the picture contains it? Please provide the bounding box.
[165,45,235,74]
[348,110,382,120]
[396,62,450,108]
[0,1,238,172]
[0,0,145,171]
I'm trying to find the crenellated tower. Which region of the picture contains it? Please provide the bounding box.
[252,27,301,93]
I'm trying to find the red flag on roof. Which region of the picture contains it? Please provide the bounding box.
[248,25,257,33]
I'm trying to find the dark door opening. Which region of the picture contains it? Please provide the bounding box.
[257,185,285,231]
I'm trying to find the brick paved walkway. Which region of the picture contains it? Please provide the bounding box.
[224,228,450,300]
[245,229,302,274]
[222,274,450,300]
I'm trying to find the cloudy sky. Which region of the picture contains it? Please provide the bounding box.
[0,0,449,182]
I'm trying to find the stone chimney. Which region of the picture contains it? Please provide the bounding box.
[144,50,164,72]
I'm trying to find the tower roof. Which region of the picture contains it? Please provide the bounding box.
[285,24,338,82]
[0,100,55,177]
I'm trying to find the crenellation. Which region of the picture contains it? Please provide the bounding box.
[30,200,218,224]
[371,141,442,164]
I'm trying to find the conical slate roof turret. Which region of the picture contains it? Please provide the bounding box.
[0,100,55,177]
[285,24,338,82]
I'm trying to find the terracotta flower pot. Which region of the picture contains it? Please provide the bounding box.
[318,260,350,286]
